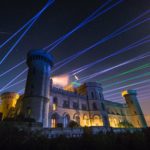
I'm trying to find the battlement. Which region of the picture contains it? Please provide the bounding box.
[51,87,86,99]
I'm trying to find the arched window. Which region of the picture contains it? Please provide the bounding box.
[93,115,103,126]
[83,115,89,126]
[93,102,98,110]
[63,114,70,128]
[53,97,58,111]
[101,103,105,111]
[73,113,80,125]
[91,92,94,99]
[51,113,58,128]
[99,93,103,100]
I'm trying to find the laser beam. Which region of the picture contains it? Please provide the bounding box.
[45,0,123,52]
[78,52,150,82]
[0,0,55,49]
[53,18,150,72]
[0,0,55,64]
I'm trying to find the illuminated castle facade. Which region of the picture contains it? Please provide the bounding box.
[0,49,147,128]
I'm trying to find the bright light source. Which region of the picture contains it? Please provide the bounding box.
[74,75,79,80]
[51,74,70,88]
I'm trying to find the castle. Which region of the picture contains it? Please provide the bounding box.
[0,49,147,128]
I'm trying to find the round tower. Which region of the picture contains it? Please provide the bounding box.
[122,90,147,128]
[0,92,19,119]
[21,49,54,127]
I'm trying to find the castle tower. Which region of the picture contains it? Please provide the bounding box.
[21,49,54,127]
[78,82,110,127]
[0,92,19,119]
[122,90,147,128]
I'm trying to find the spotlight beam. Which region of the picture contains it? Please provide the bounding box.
[55,10,150,67]
[104,84,150,99]
[0,68,28,92]
[0,60,25,78]
[0,0,55,64]
[45,0,123,52]
[104,72,150,88]
[98,63,150,83]
[69,36,150,75]
[78,52,150,82]
[104,79,150,94]
[0,0,121,76]
[0,0,55,49]
[0,79,26,92]
[53,18,149,72]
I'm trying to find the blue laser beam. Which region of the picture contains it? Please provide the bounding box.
[53,18,150,72]
[45,0,123,52]
[0,0,118,77]
[0,0,55,65]
[78,52,150,82]
[54,10,150,67]
[104,79,150,94]
[104,72,150,88]
[18,88,25,94]
[69,36,150,75]
[104,84,150,99]
[0,60,25,78]
[1,8,148,79]
[0,0,55,49]
[0,68,28,92]
[0,79,26,92]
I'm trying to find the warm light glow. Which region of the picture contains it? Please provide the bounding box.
[122,90,128,97]
[51,118,56,128]
[51,74,70,88]
[109,116,119,127]
[52,104,57,111]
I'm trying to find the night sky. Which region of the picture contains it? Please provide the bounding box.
[0,0,150,114]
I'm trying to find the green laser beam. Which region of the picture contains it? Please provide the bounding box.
[98,63,150,83]
[104,71,150,88]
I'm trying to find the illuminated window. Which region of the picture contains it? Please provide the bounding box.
[93,115,103,126]
[53,97,58,111]
[52,104,57,111]
[51,118,56,128]
[83,115,89,126]
[51,114,57,128]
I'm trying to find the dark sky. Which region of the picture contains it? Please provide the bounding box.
[0,0,150,114]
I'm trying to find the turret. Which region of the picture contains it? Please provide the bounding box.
[20,49,54,127]
[77,82,110,127]
[0,92,19,119]
[122,90,147,128]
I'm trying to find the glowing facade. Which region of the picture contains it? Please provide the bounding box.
[0,92,19,119]
[0,50,147,128]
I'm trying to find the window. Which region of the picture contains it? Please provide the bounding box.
[51,116,57,128]
[26,107,31,118]
[53,97,58,111]
[93,102,98,110]
[91,92,94,99]
[82,104,87,110]
[99,93,103,100]
[101,103,105,111]
[63,100,69,108]
[73,102,79,109]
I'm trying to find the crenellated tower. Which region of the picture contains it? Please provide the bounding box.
[20,49,54,127]
[122,90,147,128]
